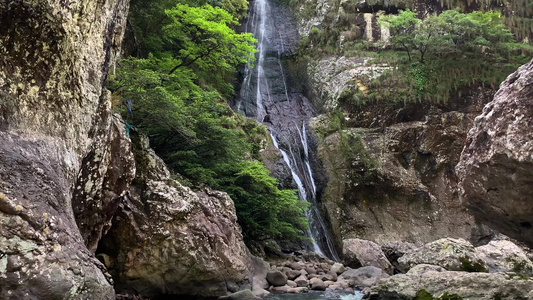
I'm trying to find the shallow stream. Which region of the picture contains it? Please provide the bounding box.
[266,291,364,300]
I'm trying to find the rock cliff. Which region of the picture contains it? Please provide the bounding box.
[97,128,249,297]
[309,57,494,247]
[457,59,533,248]
[0,0,129,298]
[0,0,249,298]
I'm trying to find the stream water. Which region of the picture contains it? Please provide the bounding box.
[235,0,340,261]
[266,291,364,300]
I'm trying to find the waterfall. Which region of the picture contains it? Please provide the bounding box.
[235,0,340,261]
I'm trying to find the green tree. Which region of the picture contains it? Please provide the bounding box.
[163,4,256,74]
[379,9,420,61]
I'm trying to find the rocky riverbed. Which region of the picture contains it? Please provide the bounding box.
[213,236,533,300]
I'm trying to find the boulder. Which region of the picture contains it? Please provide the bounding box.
[248,255,270,296]
[287,280,297,288]
[457,58,533,247]
[330,263,345,274]
[397,238,488,273]
[327,270,338,281]
[269,285,291,293]
[218,290,260,300]
[289,262,305,271]
[96,133,249,297]
[338,266,390,288]
[343,239,394,274]
[266,270,288,287]
[285,268,302,280]
[369,271,533,299]
[309,277,327,290]
[476,240,533,276]
[294,275,309,287]
[381,241,417,273]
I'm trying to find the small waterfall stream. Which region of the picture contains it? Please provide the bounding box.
[235,0,340,261]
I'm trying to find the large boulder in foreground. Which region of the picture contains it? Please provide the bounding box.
[97,133,248,297]
[368,270,533,300]
[457,59,533,247]
[397,238,488,273]
[476,240,533,277]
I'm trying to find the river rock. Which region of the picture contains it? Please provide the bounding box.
[343,239,394,274]
[287,287,308,293]
[295,275,309,287]
[287,280,297,288]
[266,270,288,287]
[457,58,533,247]
[309,277,327,290]
[476,240,533,276]
[285,268,302,280]
[248,255,270,296]
[368,271,533,299]
[270,285,291,293]
[289,261,305,271]
[338,266,390,288]
[218,290,260,300]
[330,263,345,274]
[397,238,488,273]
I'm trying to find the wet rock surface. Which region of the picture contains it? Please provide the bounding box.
[0,0,128,298]
[457,58,533,248]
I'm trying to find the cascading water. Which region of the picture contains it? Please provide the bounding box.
[235,0,340,261]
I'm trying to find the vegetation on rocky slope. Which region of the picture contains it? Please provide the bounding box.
[108,0,310,245]
[300,8,531,107]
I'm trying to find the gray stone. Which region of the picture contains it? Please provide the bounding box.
[287,287,308,293]
[309,277,327,290]
[476,240,533,276]
[266,270,288,287]
[338,266,390,288]
[294,275,309,287]
[330,263,345,274]
[342,239,394,274]
[369,271,533,299]
[398,238,488,273]
[218,290,260,300]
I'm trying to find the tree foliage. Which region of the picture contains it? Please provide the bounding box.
[163,4,256,74]
[379,9,514,63]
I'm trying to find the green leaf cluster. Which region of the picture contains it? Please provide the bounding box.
[110,0,310,244]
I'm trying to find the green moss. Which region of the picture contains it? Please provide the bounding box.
[459,256,488,273]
